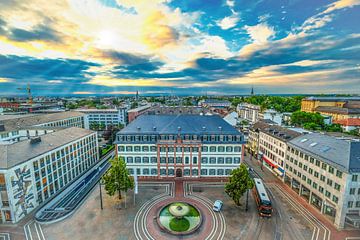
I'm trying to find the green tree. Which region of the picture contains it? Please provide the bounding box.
[103,157,134,199]
[225,164,254,206]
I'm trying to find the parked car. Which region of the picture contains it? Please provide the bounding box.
[213,200,223,212]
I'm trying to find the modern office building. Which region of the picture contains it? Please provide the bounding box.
[285,133,360,229]
[0,127,99,223]
[115,115,245,178]
[237,103,261,123]
[75,108,127,128]
[0,112,86,144]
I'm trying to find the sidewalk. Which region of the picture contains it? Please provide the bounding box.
[244,155,360,240]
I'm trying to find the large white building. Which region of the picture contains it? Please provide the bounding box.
[237,103,261,123]
[115,115,245,178]
[0,127,98,223]
[285,133,360,229]
[0,112,86,144]
[75,108,127,128]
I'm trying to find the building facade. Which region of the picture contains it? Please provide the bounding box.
[127,105,151,123]
[0,127,99,223]
[237,103,261,123]
[301,97,360,121]
[76,108,127,128]
[0,112,85,144]
[115,115,244,178]
[285,133,360,229]
[248,122,301,177]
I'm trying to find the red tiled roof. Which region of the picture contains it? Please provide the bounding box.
[333,118,360,126]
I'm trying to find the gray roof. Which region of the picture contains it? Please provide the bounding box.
[251,121,301,142]
[288,133,360,173]
[305,96,360,101]
[118,114,241,135]
[0,127,95,169]
[127,105,151,113]
[0,111,85,132]
[315,106,360,115]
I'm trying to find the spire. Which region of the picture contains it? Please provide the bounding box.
[251,86,254,96]
[136,90,139,101]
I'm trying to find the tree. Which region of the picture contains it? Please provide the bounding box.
[103,157,134,199]
[225,164,254,206]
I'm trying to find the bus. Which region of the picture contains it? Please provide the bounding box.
[252,178,272,217]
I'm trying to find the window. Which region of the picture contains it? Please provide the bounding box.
[225,169,232,175]
[218,146,225,152]
[126,146,133,152]
[143,169,149,175]
[234,146,241,152]
[321,163,327,170]
[210,157,216,164]
[327,179,333,187]
[135,157,141,163]
[151,157,157,163]
[226,157,232,164]
[160,157,166,164]
[217,169,224,175]
[226,146,233,152]
[202,146,208,152]
[134,146,141,152]
[320,175,325,182]
[184,169,190,176]
[336,170,342,178]
[234,157,240,164]
[151,146,157,152]
[328,166,334,174]
[210,146,216,152]
[192,169,198,176]
[356,201,360,208]
[201,169,208,175]
[143,157,149,163]
[334,183,341,191]
[160,169,166,176]
[332,196,338,204]
[348,201,353,208]
[168,168,174,176]
[168,157,174,164]
[352,175,358,182]
[217,157,224,164]
[319,186,324,193]
[201,157,208,164]
[350,188,356,195]
[176,157,182,164]
[209,169,216,175]
[193,157,197,164]
[315,160,320,167]
[127,157,133,163]
[325,191,331,198]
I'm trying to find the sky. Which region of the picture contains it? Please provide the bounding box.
[0,0,359,96]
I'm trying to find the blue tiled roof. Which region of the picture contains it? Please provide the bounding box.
[118,115,241,135]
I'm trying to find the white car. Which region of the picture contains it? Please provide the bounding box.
[213,200,223,212]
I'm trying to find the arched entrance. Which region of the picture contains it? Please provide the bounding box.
[176,168,182,177]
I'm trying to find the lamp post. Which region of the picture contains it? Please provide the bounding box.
[99,179,103,210]
[245,189,249,211]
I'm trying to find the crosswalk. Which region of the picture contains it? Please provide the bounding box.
[0,233,11,240]
[24,220,45,240]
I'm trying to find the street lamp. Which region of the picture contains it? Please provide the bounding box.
[99,178,103,210]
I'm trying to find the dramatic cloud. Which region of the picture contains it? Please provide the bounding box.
[0,0,359,95]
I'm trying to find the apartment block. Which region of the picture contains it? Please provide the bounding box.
[237,103,261,123]
[285,133,360,229]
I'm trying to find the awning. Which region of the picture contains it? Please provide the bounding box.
[277,167,284,173]
[262,156,277,168]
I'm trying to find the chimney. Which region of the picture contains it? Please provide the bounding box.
[153,126,157,131]
[30,137,41,144]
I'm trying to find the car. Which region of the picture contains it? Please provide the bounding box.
[213,200,223,212]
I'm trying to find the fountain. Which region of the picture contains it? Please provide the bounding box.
[157,202,202,235]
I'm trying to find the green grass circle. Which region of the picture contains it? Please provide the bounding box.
[169,218,190,232]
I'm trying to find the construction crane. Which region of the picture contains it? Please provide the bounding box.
[17,83,33,104]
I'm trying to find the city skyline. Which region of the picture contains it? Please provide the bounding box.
[0,0,360,96]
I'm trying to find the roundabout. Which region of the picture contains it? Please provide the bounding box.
[133,181,226,240]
